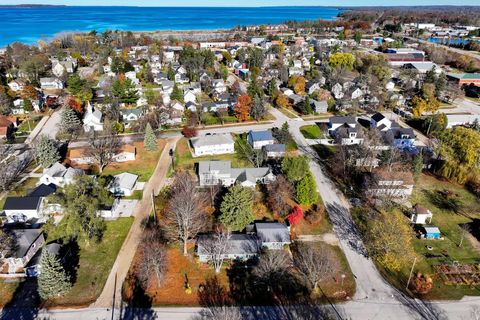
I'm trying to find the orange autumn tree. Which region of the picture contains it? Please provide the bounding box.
[66,96,84,114]
[234,94,252,122]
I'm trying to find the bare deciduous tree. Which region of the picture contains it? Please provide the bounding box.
[137,240,167,289]
[86,132,121,173]
[293,243,338,293]
[266,175,294,216]
[166,172,208,256]
[201,228,231,273]
[253,250,292,291]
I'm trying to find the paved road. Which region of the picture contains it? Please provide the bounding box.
[25,108,62,145]
[92,137,180,309]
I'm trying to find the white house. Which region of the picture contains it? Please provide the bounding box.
[410,205,433,224]
[190,134,235,157]
[2,196,44,222]
[8,80,26,92]
[370,113,392,131]
[197,234,261,262]
[39,162,84,187]
[40,77,64,90]
[108,172,139,197]
[83,103,103,132]
[212,79,227,94]
[198,161,275,188]
[247,130,275,149]
[183,90,197,104]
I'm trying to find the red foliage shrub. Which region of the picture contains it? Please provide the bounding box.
[181,126,198,138]
[288,206,304,225]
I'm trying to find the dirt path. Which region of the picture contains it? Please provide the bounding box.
[296,233,340,246]
[92,137,179,308]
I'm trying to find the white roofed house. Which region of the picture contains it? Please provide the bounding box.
[8,79,26,92]
[410,204,433,224]
[183,90,197,104]
[83,102,103,132]
[40,77,64,90]
[212,79,227,94]
[328,116,363,145]
[198,161,275,188]
[196,234,261,263]
[39,162,84,187]
[190,134,235,157]
[108,172,139,197]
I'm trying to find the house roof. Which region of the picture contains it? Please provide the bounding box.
[0,116,13,128]
[248,130,273,142]
[26,183,57,197]
[330,116,356,125]
[110,172,138,191]
[191,134,234,148]
[255,222,290,243]
[414,204,431,215]
[11,229,43,258]
[263,144,285,153]
[3,197,41,211]
[197,234,261,256]
[44,162,67,177]
[372,167,414,185]
[198,161,272,185]
[405,62,438,72]
[423,226,440,234]
[371,113,386,122]
[447,73,480,80]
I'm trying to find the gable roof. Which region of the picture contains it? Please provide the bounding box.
[197,234,260,256]
[330,116,356,125]
[110,172,138,190]
[26,184,57,197]
[255,222,290,243]
[263,144,285,153]
[248,130,274,142]
[11,229,43,258]
[191,134,234,148]
[3,197,41,211]
[371,113,386,122]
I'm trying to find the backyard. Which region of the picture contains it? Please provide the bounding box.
[43,217,133,307]
[360,173,480,300]
[102,139,166,182]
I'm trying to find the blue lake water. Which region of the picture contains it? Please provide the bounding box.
[0,6,342,47]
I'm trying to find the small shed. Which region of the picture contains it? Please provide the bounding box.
[422,226,441,240]
[411,204,433,224]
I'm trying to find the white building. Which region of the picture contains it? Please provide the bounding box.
[83,103,103,132]
[190,134,235,157]
[39,78,64,90]
[108,172,139,197]
[39,163,84,187]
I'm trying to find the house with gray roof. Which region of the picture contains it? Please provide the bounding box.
[120,108,143,128]
[3,196,44,223]
[198,161,275,188]
[255,222,291,249]
[108,172,139,197]
[196,234,261,262]
[0,229,45,275]
[39,162,84,187]
[190,134,235,156]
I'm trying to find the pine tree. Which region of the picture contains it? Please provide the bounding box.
[295,172,319,205]
[219,184,254,231]
[36,135,60,168]
[38,250,72,300]
[143,123,158,151]
[59,107,81,135]
[171,83,183,102]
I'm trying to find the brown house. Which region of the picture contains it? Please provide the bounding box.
[0,116,14,140]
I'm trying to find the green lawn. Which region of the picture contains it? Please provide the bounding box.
[379,174,480,300]
[300,125,324,139]
[102,140,165,182]
[16,116,42,133]
[45,217,134,307]
[174,137,252,172]
[277,107,299,119]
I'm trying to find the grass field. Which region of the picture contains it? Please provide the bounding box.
[102,140,166,182]
[16,116,42,134]
[0,281,19,307]
[300,124,324,139]
[359,174,480,300]
[44,217,133,307]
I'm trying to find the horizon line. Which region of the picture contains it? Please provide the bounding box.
[1,4,479,7]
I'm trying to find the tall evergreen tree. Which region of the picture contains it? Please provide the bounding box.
[59,107,81,137]
[143,123,158,151]
[219,184,254,231]
[295,172,319,205]
[171,83,183,102]
[38,251,72,300]
[36,135,60,168]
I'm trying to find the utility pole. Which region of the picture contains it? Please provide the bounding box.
[151,190,156,224]
[406,257,417,290]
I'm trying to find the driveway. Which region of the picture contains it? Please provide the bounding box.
[25,108,62,145]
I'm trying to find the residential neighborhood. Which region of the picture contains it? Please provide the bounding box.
[0,5,479,320]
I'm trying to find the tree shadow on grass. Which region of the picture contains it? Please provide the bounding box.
[0,278,44,320]
[423,189,463,214]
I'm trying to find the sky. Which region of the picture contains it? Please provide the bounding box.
[0,0,470,6]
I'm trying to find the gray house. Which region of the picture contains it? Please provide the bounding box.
[0,229,45,275]
[198,161,275,188]
[197,234,261,262]
[255,222,291,249]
